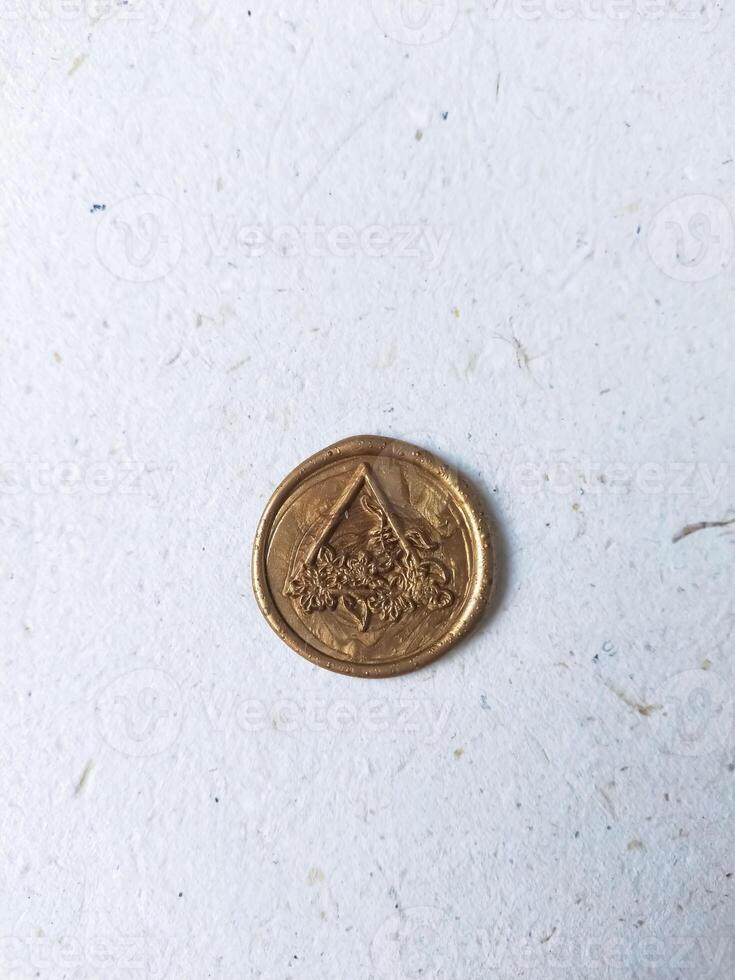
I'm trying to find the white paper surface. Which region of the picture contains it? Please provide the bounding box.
[2,2,733,977]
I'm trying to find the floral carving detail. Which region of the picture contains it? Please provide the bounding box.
[286,493,454,631]
[285,562,339,612]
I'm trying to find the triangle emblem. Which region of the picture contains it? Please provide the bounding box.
[285,464,454,632]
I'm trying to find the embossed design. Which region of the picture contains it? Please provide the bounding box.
[285,466,454,632]
[252,436,494,678]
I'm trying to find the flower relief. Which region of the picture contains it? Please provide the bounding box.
[286,492,454,632]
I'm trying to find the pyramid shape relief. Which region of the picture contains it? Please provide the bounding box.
[285,465,454,632]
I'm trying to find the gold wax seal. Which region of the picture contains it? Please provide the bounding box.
[252,436,494,677]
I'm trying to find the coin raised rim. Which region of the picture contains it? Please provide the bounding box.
[252,435,494,677]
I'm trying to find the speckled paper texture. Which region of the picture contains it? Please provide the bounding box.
[2,3,734,977]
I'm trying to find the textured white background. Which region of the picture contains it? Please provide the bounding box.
[2,1,734,977]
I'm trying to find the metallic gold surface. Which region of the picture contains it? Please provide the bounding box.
[252,436,494,677]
